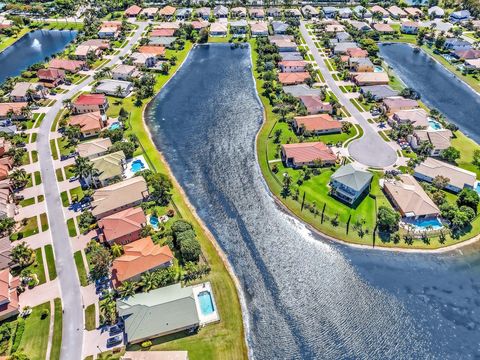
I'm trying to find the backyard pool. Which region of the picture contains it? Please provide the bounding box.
[130,159,145,173]
[475,182,480,194]
[198,290,215,316]
[149,215,159,229]
[428,118,442,130]
[407,217,443,231]
[374,65,384,73]
[109,122,121,130]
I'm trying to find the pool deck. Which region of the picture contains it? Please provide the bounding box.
[124,154,150,178]
[192,281,220,325]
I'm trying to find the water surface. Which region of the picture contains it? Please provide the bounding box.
[146,44,480,359]
[0,29,77,84]
[379,43,480,143]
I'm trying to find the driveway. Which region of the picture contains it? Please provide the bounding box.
[299,22,397,168]
[36,21,147,360]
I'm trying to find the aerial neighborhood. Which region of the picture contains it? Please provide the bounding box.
[0,0,477,359]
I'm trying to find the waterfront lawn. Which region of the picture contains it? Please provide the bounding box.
[0,28,30,52]
[17,302,51,360]
[451,130,480,178]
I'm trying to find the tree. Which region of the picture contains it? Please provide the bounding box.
[114,85,124,98]
[457,188,480,213]
[377,206,400,233]
[89,245,112,282]
[432,175,450,190]
[111,244,123,258]
[472,149,480,169]
[72,157,96,186]
[11,242,34,268]
[149,173,173,206]
[118,280,137,298]
[64,125,82,145]
[281,173,292,198]
[9,169,29,190]
[78,210,96,233]
[179,235,201,262]
[140,272,156,292]
[109,141,135,159]
[440,146,460,163]
[0,217,15,236]
[8,352,30,360]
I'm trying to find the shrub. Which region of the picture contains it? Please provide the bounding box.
[141,340,152,348]
[171,220,193,234]
[41,309,49,319]
[179,235,201,263]
[11,319,25,353]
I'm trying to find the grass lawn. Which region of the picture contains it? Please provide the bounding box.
[37,195,44,203]
[0,28,30,52]
[17,302,51,360]
[64,165,75,179]
[40,213,49,232]
[34,113,45,128]
[50,139,58,160]
[19,197,35,207]
[451,130,480,178]
[85,304,96,331]
[67,218,77,237]
[30,133,37,143]
[69,186,84,203]
[73,251,88,286]
[31,150,38,163]
[10,216,39,240]
[34,171,42,186]
[60,191,69,207]
[378,131,390,142]
[50,298,62,360]
[44,245,57,280]
[55,168,64,182]
[31,248,46,285]
[57,137,75,157]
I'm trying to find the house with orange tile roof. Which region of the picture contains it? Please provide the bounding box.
[159,5,176,19]
[98,207,146,245]
[138,46,166,57]
[37,68,65,88]
[298,95,333,114]
[387,5,407,19]
[72,94,109,114]
[0,102,29,120]
[281,142,337,168]
[150,28,175,37]
[125,5,142,17]
[382,96,419,114]
[353,72,389,86]
[0,268,19,321]
[279,60,307,73]
[0,139,11,158]
[278,72,311,85]
[370,5,389,18]
[68,111,106,138]
[345,47,369,58]
[372,23,395,34]
[49,59,86,73]
[404,7,422,17]
[111,236,174,287]
[293,115,342,135]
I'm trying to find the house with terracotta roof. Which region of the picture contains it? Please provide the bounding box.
[76,138,112,159]
[401,21,419,34]
[293,114,342,135]
[453,49,480,60]
[210,22,227,36]
[249,8,265,19]
[102,21,122,30]
[125,5,142,17]
[282,142,337,168]
[388,108,429,128]
[74,45,102,60]
[155,22,181,31]
[150,28,176,37]
[278,72,311,85]
[298,95,333,114]
[0,269,19,321]
[68,111,106,138]
[408,129,453,156]
[0,163,9,181]
[98,207,146,245]
[382,96,419,114]
[383,175,439,219]
[404,7,422,17]
[73,94,109,114]
[10,82,45,102]
[387,6,407,19]
[138,46,166,57]
[370,5,389,18]
[346,47,369,58]
[111,236,174,287]
[0,139,11,158]
[37,68,65,88]
[353,72,389,86]
[190,21,209,31]
[99,26,120,39]
[159,5,176,19]
[0,102,29,120]
[279,60,307,73]
[91,176,149,218]
[81,39,110,50]
[91,151,126,187]
[372,23,394,34]
[49,59,86,73]
[250,22,268,37]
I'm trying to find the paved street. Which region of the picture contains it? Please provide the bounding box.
[37,21,147,360]
[300,22,398,168]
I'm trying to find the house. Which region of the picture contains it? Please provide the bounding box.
[414,157,476,193]
[283,84,322,97]
[158,6,176,19]
[112,236,174,287]
[338,8,352,19]
[155,22,181,31]
[102,21,122,31]
[95,79,133,98]
[326,24,346,34]
[68,111,106,138]
[131,53,157,68]
[112,64,138,81]
[175,8,192,20]
[370,5,389,18]
[138,46,166,58]
[353,6,371,18]
[322,7,338,19]
[81,39,110,50]
[91,176,149,219]
[249,8,264,19]
[280,52,304,61]
[285,9,301,18]
[293,114,341,135]
[298,95,333,114]
[281,142,336,168]
[190,21,209,31]
[350,21,371,32]
[272,21,288,34]
[465,59,480,70]
[330,164,373,204]
[453,49,480,60]
[49,59,85,73]
[91,151,126,187]
[196,7,210,20]
[271,39,297,52]
[383,175,440,219]
[213,5,228,18]
[250,22,269,37]
[0,139,11,157]
[428,6,444,18]
[388,108,429,128]
[444,38,471,51]
[404,7,422,18]
[0,102,29,120]
[372,23,395,34]
[0,237,13,271]
[346,47,368,58]
[333,42,359,54]
[279,60,307,73]
[449,10,470,23]
[98,27,119,39]
[408,129,452,156]
[117,283,199,344]
[266,7,281,18]
[74,45,101,60]
[349,57,374,72]
[278,72,311,85]
[387,6,407,19]
[382,97,419,114]
[148,37,177,48]
[0,163,9,181]
[210,23,227,36]
[401,21,420,34]
[125,5,142,17]
[302,5,319,18]
[37,68,65,88]
[353,72,389,86]
[0,269,19,321]
[231,7,247,18]
[10,82,45,102]
[73,94,109,114]
[0,189,14,219]
[76,138,112,159]
[230,20,248,34]
[98,207,146,245]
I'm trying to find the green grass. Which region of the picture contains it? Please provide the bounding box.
[31,248,46,285]
[58,137,75,157]
[50,299,62,360]
[0,27,30,52]
[50,139,58,160]
[85,304,96,331]
[378,131,390,142]
[349,98,363,112]
[34,171,42,186]
[10,216,39,240]
[34,113,45,128]
[451,130,480,178]
[67,218,77,237]
[64,165,75,179]
[61,191,69,207]
[51,109,65,132]
[40,213,49,232]
[17,302,51,360]
[55,168,64,182]
[31,150,38,163]
[30,133,37,143]
[69,186,84,203]
[19,197,35,207]
[73,251,88,286]
[44,245,57,280]
[37,195,44,202]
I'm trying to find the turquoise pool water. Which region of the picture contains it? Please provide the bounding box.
[374,66,384,73]
[409,217,443,230]
[149,215,159,228]
[475,183,480,194]
[109,122,121,130]
[130,159,145,173]
[428,119,442,130]
[198,291,215,315]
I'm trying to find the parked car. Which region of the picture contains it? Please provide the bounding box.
[106,335,122,347]
[109,324,123,336]
[30,105,39,110]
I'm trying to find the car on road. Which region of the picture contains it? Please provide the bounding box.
[106,335,122,347]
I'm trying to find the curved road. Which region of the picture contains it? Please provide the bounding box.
[299,22,397,168]
[37,22,147,360]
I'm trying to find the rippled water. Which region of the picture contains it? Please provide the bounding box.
[379,43,480,143]
[145,44,480,359]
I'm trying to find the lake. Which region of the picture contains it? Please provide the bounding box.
[379,42,480,143]
[146,44,480,359]
[0,29,77,84]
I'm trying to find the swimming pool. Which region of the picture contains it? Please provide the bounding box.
[130,159,145,173]
[374,65,384,73]
[109,122,121,130]
[408,217,443,230]
[475,182,480,194]
[428,119,442,130]
[149,215,159,229]
[198,291,215,315]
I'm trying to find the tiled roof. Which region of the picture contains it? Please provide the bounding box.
[98,207,146,243]
[282,142,336,163]
[294,114,341,132]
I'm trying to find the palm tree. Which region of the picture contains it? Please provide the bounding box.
[114,85,124,98]
[117,280,137,298]
[72,156,97,187]
[140,272,157,292]
[10,169,29,189]
[111,244,123,258]
[12,242,34,268]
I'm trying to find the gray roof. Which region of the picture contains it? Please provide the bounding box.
[117,283,200,343]
[360,85,398,100]
[213,5,228,16]
[331,164,373,191]
[96,79,132,93]
[148,36,177,46]
[283,84,322,97]
[334,42,358,52]
[230,19,247,27]
[336,32,351,41]
[280,52,304,61]
[272,21,288,33]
